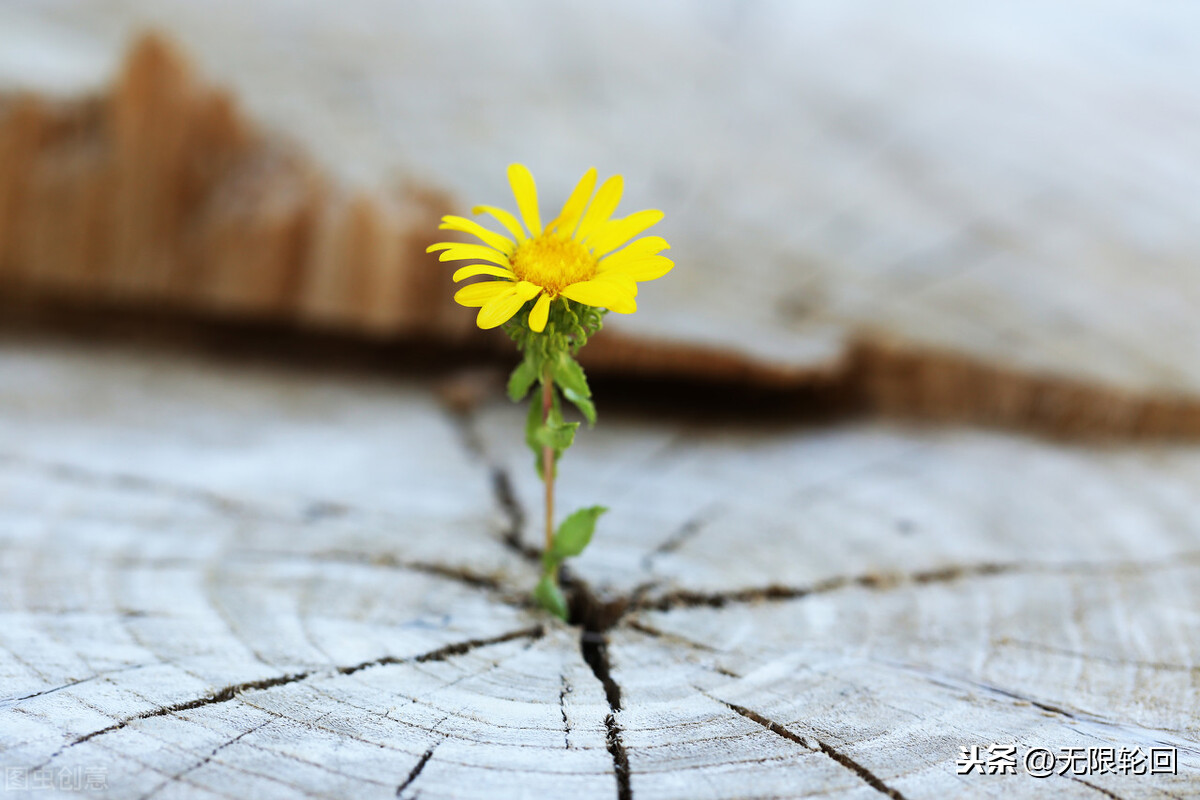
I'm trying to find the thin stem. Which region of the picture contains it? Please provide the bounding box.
[542,372,555,553]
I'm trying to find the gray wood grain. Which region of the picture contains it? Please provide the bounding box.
[0,340,1196,797]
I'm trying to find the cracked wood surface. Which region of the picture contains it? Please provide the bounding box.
[1,338,1197,799]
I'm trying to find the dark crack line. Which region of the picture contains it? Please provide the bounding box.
[639,506,719,572]
[710,694,907,800]
[624,619,718,653]
[442,405,540,564]
[0,661,152,707]
[815,739,908,800]
[490,465,539,563]
[638,553,1200,612]
[239,548,513,598]
[137,716,275,800]
[881,658,1200,757]
[396,743,438,798]
[560,673,572,750]
[579,627,631,800]
[718,699,812,749]
[39,626,543,767]
[339,625,544,674]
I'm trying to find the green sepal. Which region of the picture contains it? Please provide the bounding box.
[507,357,539,402]
[534,574,569,621]
[551,505,607,560]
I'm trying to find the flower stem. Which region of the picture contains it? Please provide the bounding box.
[542,371,555,554]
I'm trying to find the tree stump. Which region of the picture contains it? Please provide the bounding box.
[1,340,1197,798]
[1,3,1199,798]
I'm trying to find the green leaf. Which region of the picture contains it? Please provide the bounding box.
[551,352,591,399]
[534,574,569,621]
[507,358,539,402]
[532,418,578,451]
[563,387,597,426]
[551,505,607,560]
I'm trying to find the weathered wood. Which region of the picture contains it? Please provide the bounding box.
[3,6,1200,436]
[1,340,1197,798]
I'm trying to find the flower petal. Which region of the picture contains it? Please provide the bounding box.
[560,279,637,314]
[586,209,664,257]
[436,244,511,267]
[598,255,674,282]
[439,215,515,254]
[545,167,597,237]
[528,292,552,332]
[477,287,527,329]
[574,174,623,242]
[599,235,671,265]
[507,163,542,237]
[472,205,527,242]
[592,272,638,297]
[513,280,543,301]
[452,264,517,282]
[454,280,515,307]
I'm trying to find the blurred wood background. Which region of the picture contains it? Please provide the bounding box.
[0,3,1198,798]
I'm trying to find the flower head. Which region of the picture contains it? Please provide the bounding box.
[428,164,672,332]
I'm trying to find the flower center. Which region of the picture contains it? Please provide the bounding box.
[510,234,596,295]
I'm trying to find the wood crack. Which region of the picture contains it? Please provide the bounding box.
[559,673,572,750]
[710,694,907,799]
[137,717,275,800]
[0,662,152,707]
[638,553,1200,612]
[573,577,632,800]
[241,548,511,597]
[43,626,543,765]
[395,743,438,798]
[815,738,909,800]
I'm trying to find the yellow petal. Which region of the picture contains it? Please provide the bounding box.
[507,163,542,237]
[598,255,674,282]
[513,280,543,301]
[592,272,638,297]
[426,241,457,253]
[528,292,552,332]
[560,279,637,314]
[439,216,515,254]
[585,209,664,257]
[545,167,597,237]
[574,174,623,241]
[437,244,511,267]
[452,264,517,282]
[600,235,670,265]
[477,287,527,329]
[454,280,513,307]
[472,205,527,243]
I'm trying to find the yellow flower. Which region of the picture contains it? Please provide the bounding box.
[427,164,673,332]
